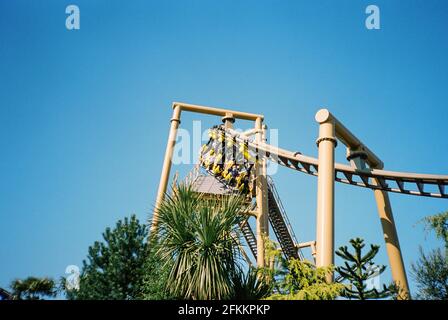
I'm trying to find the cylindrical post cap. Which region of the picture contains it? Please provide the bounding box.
[315,109,332,123]
[222,113,235,123]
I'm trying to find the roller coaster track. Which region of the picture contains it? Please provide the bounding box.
[239,219,258,258]
[267,176,303,260]
[222,127,448,199]
[196,123,447,262]
[237,177,303,261]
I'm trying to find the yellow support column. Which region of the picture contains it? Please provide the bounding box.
[347,148,410,299]
[150,105,182,234]
[255,117,269,267]
[371,179,411,299]
[315,109,337,280]
[262,124,269,234]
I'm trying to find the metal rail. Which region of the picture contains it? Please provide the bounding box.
[223,128,448,199]
[267,176,304,260]
[239,219,258,259]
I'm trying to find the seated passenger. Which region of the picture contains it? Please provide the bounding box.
[222,159,233,174]
[225,136,234,147]
[212,164,222,175]
[235,170,246,186]
[243,150,253,162]
[228,164,240,185]
[203,149,215,169]
[208,157,216,170]
[238,143,253,162]
[211,153,223,175]
[214,153,223,166]
[199,144,211,165]
[218,131,225,142]
[238,175,250,194]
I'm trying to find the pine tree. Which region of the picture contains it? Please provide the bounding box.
[65,215,151,300]
[411,211,448,300]
[336,238,394,300]
[421,211,448,254]
[10,277,56,300]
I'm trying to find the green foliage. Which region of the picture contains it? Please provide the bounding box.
[411,247,448,300]
[156,183,248,299]
[10,277,56,300]
[231,267,274,300]
[422,211,448,252]
[264,239,344,300]
[65,215,149,300]
[267,259,344,300]
[412,211,448,300]
[336,238,395,300]
[139,239,175,300]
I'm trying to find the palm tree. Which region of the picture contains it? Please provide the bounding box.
[154,183,248,300]
[10,277,56,300]
[232,267,273,300]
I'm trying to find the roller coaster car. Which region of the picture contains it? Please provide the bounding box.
[198,126,257,196]
[212,163,223,175]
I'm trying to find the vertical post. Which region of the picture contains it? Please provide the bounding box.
[222,112,235,166]
[315,110,336,280]
[371,179,411,299]
[222,112,235,129]
[348,149,411,299]
[255,117,269,267]
[262,124,269,234]
[150,105,182,234]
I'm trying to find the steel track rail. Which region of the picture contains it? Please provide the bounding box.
[222,128,448,199]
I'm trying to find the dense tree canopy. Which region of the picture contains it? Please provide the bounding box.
[265,239,344,300]
[10,277,56,300]
[65,215,161,300]
[412,211,448,300]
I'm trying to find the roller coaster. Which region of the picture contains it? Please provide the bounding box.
[195,125,303,261]
[150,102,448,300]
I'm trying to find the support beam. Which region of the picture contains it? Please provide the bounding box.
[262,124,270,235]
[223,113,265,266]
[318,108,410,299]
[222,112,235,129]
[150,105,181,233]
[255,117,269,268]
[297,241,317,261]
[242,128,261,137]
[173,102,264,121]
[150,103,265,236]
[315,110,336,281]
[349,153,411,299]
[372,178,411,299]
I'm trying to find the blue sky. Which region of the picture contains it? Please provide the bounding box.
[1,0,447,297]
